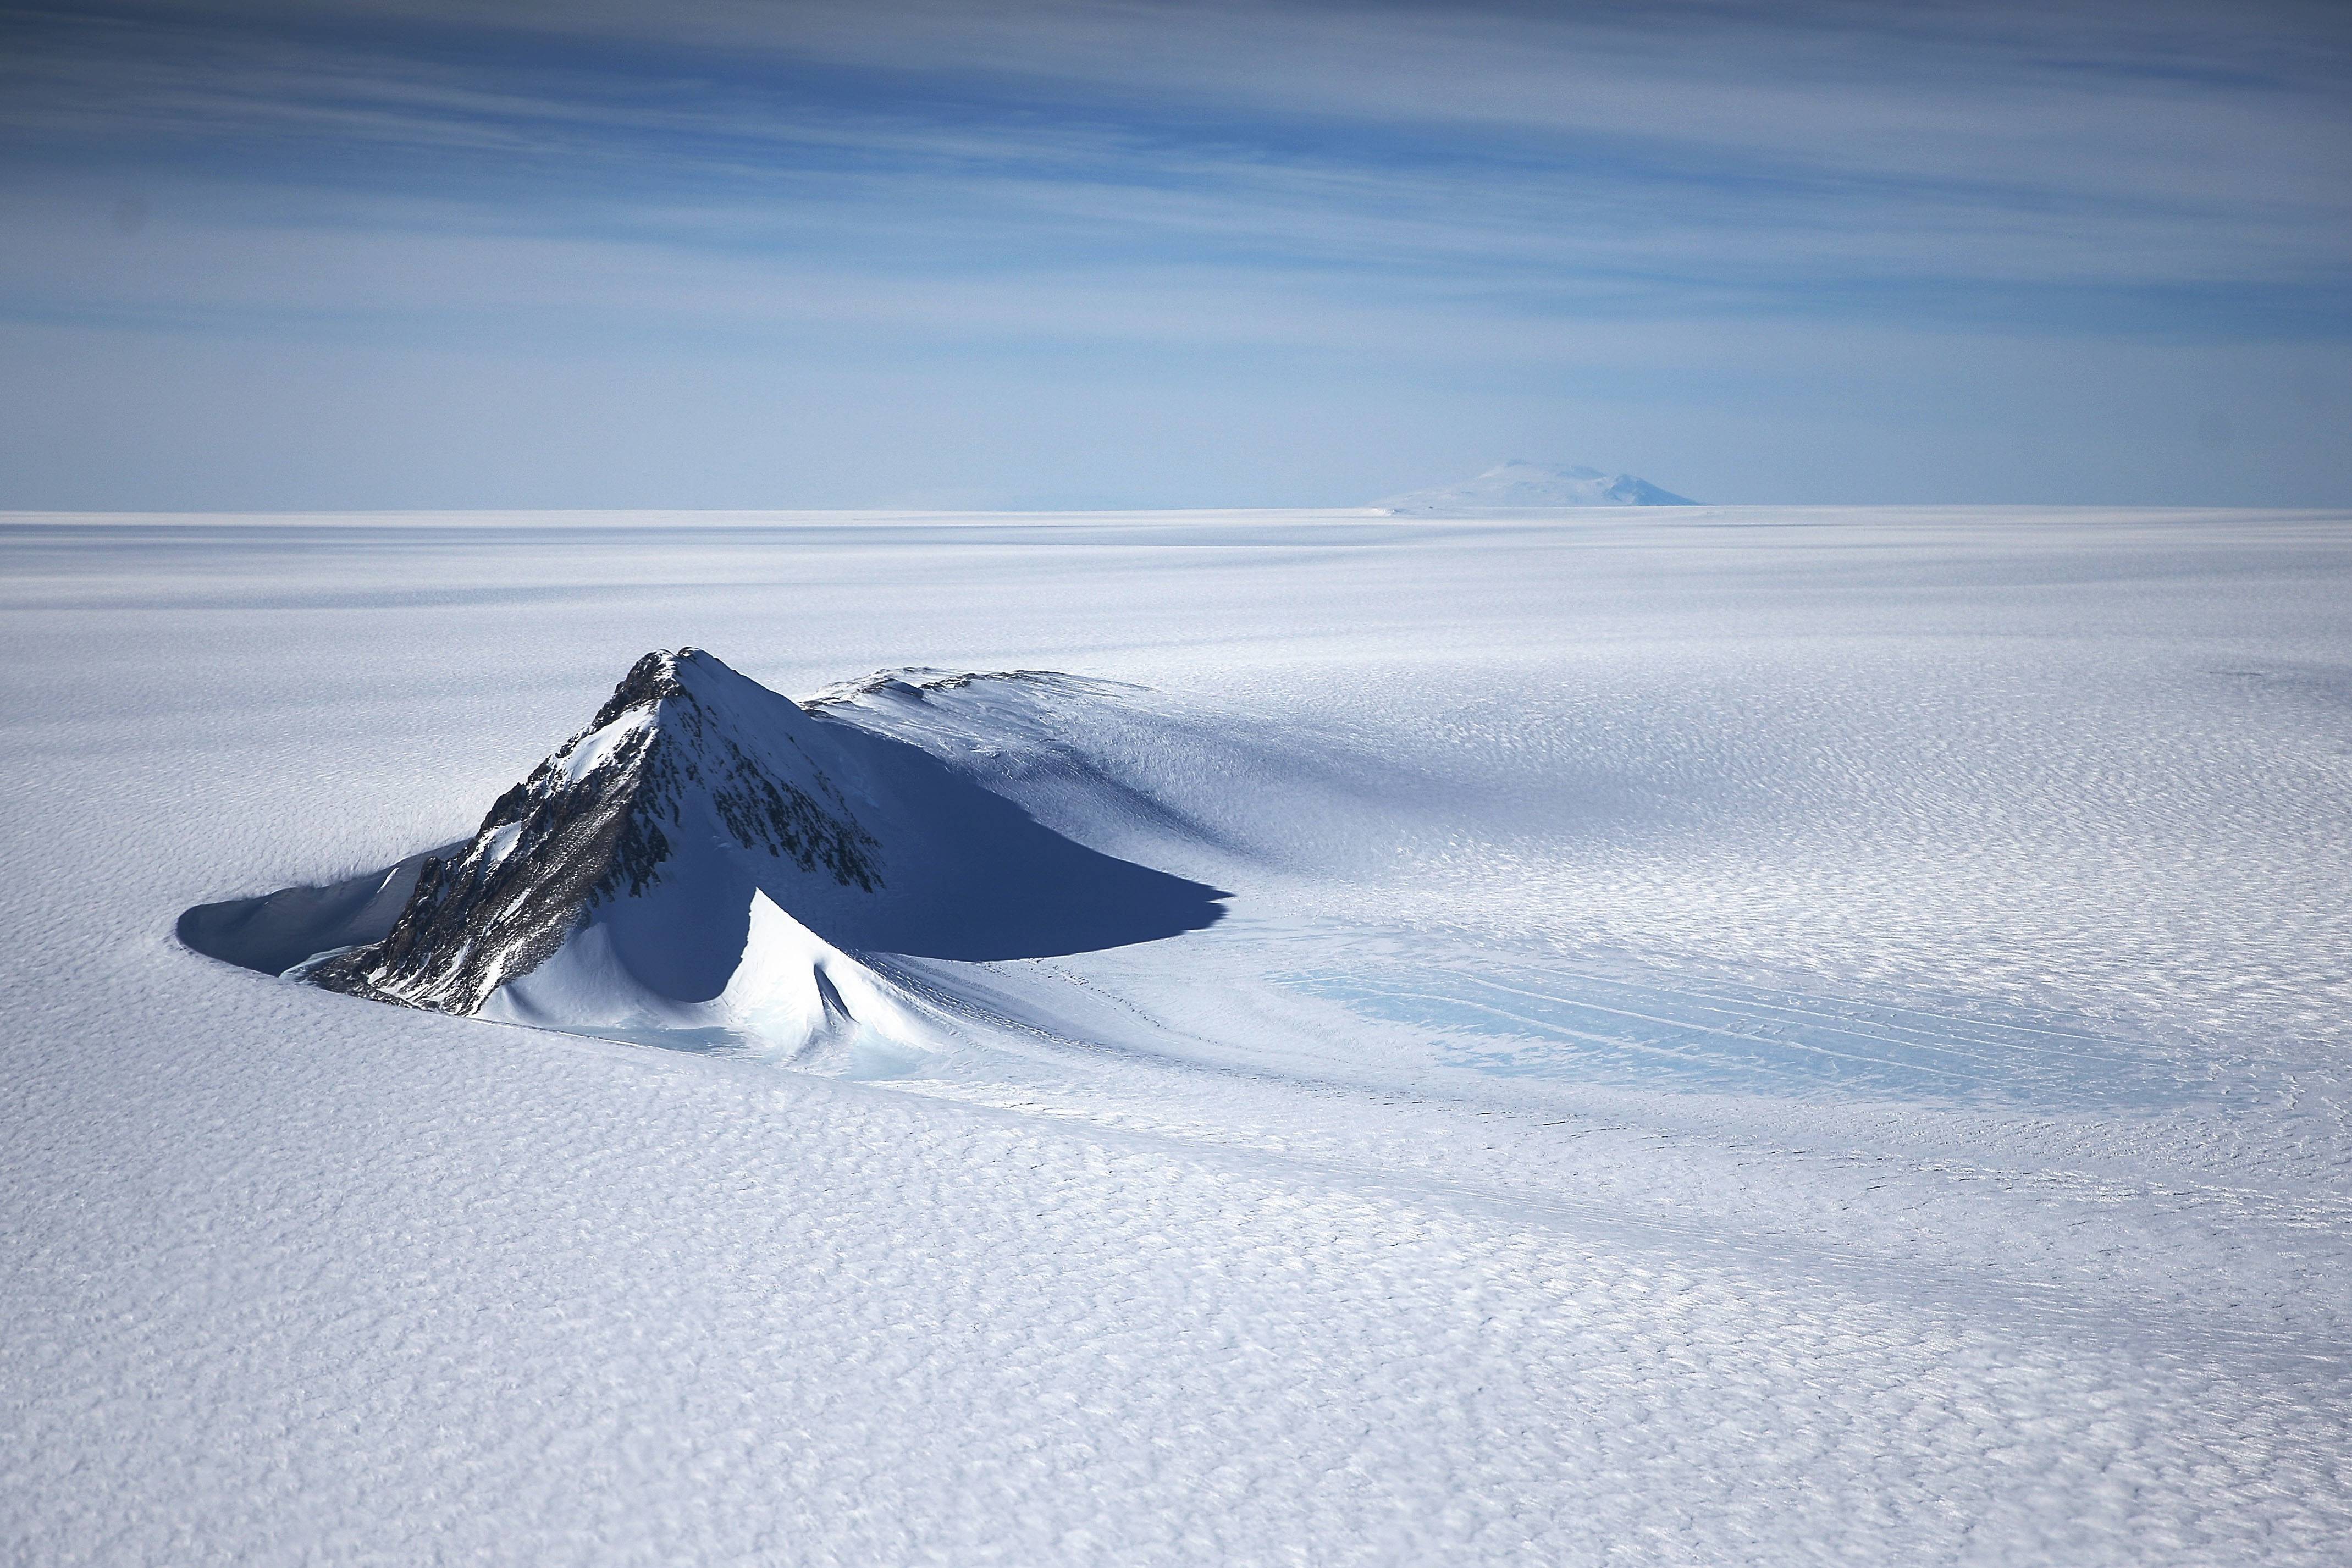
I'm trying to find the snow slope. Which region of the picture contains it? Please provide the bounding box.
[5,505,2351,1565]
[1376,459,1696,510]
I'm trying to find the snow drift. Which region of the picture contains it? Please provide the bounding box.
[1377,460,1694,512]
[180,648,1226,1058]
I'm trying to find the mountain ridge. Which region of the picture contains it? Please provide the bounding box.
[251,649,1227,1056]
[305,649,884,1013]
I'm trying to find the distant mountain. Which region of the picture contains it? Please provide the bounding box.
[1375,460,1696,512]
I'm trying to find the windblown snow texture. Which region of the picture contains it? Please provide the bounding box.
[1377,459,1696,511]
[10,507,2352,1566]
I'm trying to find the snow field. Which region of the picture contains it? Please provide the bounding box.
[4,506,2350,1564]
[7,979,2344,1565]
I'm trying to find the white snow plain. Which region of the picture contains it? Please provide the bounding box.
[4,505,2350,1565]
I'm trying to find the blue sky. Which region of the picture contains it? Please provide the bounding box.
[2,0,2347,507]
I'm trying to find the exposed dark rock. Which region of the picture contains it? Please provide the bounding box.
[308,648,880,1014]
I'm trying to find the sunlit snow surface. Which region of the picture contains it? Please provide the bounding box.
[5,506,2351,1564]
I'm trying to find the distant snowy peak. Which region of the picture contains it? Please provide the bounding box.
[307,648,881,1015]
[1375,460,1696,512]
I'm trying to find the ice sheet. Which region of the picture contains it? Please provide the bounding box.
[4,505,2349,1564]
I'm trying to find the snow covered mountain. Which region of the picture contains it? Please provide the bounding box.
[286,648,1224,1058]
[305,649,881,1016]
[1376,460,1695,512]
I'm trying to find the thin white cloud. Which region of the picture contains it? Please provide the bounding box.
[0,0,2344,506]
[62,0,2342,209]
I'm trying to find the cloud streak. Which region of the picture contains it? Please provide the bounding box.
[0,0,2345,506]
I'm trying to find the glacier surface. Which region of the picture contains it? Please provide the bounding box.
[4,504,2351,1564]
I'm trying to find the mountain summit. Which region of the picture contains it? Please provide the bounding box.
[306,648,884,1015]
[285,649,1225,1057]
[1375,460,1695,512]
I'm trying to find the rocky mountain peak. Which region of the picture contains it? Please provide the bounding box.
[305,649,881,1014]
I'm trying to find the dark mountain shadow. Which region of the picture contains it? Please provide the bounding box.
[780,722,1229,962]
[179,726,1228,980]
[178,847,453,977]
